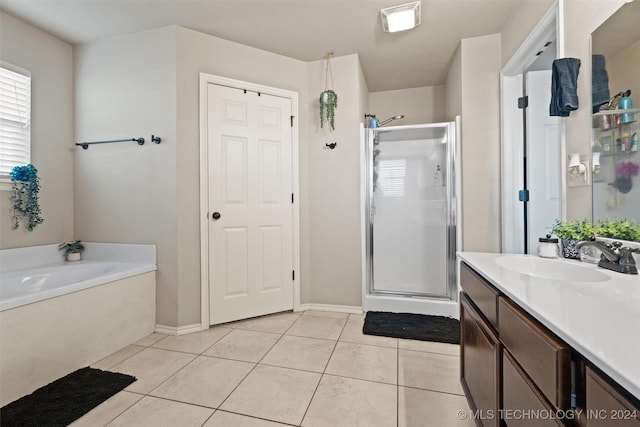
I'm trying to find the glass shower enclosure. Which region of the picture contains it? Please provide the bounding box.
[362,120,459,317]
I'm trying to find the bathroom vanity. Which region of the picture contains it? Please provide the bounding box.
[458,252,639,426]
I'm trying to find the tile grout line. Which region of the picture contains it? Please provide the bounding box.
[209,311,302,419]
[97,391,144,426]
[297,313,349,426]
[206,409,299,427]
[141,327,237,398]
[94,312,465,426]
[399,384,466,397]
[200,410,216,427]
[84,338,162,425]
[97,344,146,371]
[108,328,236,424]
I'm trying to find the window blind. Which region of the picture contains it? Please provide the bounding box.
[0,65,31,176]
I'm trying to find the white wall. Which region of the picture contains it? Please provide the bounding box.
[444,45,462,121]
[369,86,446,125]
[500,0,555,68]
[74,24,368,327]
[459,34,503,252]
[443,34,502,253]
[174,27,308,325]
[607,40,640,104]
[75,26,311,328]
[303,54,368,307]
[74,27,178,325]
[0,12,74,249]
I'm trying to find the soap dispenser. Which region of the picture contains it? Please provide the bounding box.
[538,234,559,258]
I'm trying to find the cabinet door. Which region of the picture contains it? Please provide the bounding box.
[499,297,571,410]
[460,262,499,329]
[503,349,564,427]
[586,366,640,427]
[461,292,501,427]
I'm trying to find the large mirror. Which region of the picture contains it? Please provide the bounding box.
[591,1,640,223]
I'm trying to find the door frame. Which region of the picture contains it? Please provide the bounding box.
[198,73,300,330]
[500,0,565,253]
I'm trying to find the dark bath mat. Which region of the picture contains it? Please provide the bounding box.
[363,311,460,344]
[1,367,136,427]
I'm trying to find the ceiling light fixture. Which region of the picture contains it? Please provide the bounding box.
[380,1,421,33]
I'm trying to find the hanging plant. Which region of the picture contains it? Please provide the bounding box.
[9,164,44,231]
[319,89,338,131]
[319,52,338,131]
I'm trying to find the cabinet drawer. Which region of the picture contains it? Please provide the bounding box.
[461,293,501,427]
[503,349,564,426]
[586,366,640,427]
[498,297,570,410]
[461,262,499,329]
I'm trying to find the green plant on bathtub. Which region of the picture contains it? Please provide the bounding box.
[58,240,84,261]
[9,164,44,231]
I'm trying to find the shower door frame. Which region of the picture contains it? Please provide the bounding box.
[363,121,458,303]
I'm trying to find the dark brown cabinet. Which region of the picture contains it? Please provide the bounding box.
[502,349,564,426]
[498,297,571,410]
[585,367,640,427]
[460,261,639,427]
[461,292,501,427]
[460,262,500,329]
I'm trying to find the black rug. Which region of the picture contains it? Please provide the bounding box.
[363,311,460,344]
[1,367,136,427]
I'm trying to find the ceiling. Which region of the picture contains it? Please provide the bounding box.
[0,0,520,92]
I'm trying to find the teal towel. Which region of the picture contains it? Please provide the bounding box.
[592,54,610,113]
[550,58,581,117]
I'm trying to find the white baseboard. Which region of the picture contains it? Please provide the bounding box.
[296,303,363,315]
[155,323,202,336]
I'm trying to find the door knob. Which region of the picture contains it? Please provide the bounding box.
[211,212,221,220]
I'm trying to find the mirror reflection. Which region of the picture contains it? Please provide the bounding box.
[591,1,640,223]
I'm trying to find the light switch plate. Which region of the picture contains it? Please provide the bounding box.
[567,160,591,187]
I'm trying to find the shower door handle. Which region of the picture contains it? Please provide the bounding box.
[211,212,221,220]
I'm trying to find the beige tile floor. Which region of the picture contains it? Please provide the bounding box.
[70,310,474,427]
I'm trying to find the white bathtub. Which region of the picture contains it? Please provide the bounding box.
[0,243,156,406]
[0,261,155,312]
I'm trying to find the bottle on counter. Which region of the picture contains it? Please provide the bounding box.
[538,234,559,258]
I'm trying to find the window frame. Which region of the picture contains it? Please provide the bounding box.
[0,61,31,190]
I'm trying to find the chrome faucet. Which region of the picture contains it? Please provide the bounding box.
[575,241,639,275]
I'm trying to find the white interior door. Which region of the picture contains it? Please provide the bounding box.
[207,84,293,325]
[526,70,561,254]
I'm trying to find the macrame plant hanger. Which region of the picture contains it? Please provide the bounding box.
[319,52,338,131]
[324,52,334,94]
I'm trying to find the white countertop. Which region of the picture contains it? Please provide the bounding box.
[458,252,640,400]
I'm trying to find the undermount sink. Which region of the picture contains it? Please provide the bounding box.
[496,256,611,283]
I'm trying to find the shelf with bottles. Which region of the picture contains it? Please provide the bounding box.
[593,113,639,157]
[592,107,640,117]
[593,107,639,131]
